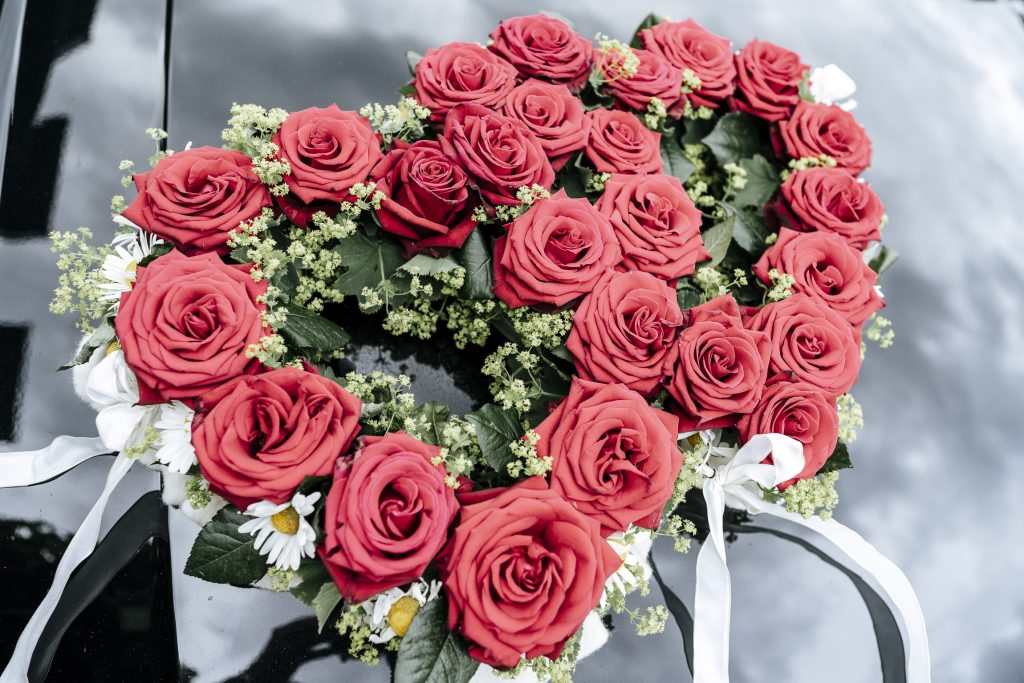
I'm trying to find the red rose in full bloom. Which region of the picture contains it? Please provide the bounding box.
[536,379,682,535]
[584,108,662,175]
[566,270,683,395]
[115,250,267,404]
[192,366,361,507]
[729,40,808,122]
[369,139,477,256]
[493,189,620,308]
[319,432,458,602]
[639,19,737,109]
[413,42,518,123]
[768,167,884,249]
[595,173,708,280]
[272,105,383,226]
[738,378,839,488]
[754,228,884,326]
[502,80,590,171]
[749,293,862,397]
[439,477,620,667]
[775,102,872,175]
[597,47,682,114]
[123,146,271,254]
[664,295,772,431]
[441,104,554,207]
[488,14,592,89]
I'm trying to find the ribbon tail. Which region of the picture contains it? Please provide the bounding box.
[0,436,111,487]
[736,489,931,683]
[692,482,732,683]
[0,452,135,683]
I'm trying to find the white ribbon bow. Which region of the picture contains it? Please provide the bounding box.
[688,432,931,683]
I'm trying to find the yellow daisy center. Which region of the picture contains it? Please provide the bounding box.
[123,260,138,286]
[270,506,300,535]
[105,339,121,355]
[387,596,421,637]
[686,433,703,448]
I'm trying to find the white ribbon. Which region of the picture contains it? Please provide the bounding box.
[0,442,134,683]
[690,432,931,683]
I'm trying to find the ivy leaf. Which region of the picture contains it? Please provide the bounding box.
[406,51,422,76]
[280,302,351,354]
[661,135,696,184]
[466,404,524,474]
[701,215,734,267]
[734,154,781,208]
[290,561,332,606]
[313,582,342,634]
[629,12,663,48]
[409,402,451,446]
[819,441,853,474]
[868,246,899,276]
[702,112,770,165]
[400,254,462,276]
[333,230,406,296]
[455,229,494,300]
[183,507,268,587]
[394,596,479,683]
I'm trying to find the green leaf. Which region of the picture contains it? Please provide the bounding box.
[183,507,268,586]
[819,441,853,474]
[406,51,422,76]
[734,154,780,208]
[455,229,494,300]
[333,230,406,296]
[290,561,332,606]
[701,215,734,267]
[280,302,351,353]
[676,279,703,310]
[702,112,770,165]
[313,582,342,633]
[409,402,451,446]
[556,156,590,198]
[629,12,663,48]
[394,596,479,683]
[681,117,716,145]
[466,404,524,473]
[400,254,462,276]
[868,246,899,276]
[661,136,696,184]
[398,83,418,97]
[59,318,115,370]
[723,204,772,254]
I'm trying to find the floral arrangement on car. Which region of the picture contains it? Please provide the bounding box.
[13,11,922,683]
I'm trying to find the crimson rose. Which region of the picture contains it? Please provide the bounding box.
[584,108,662,175]
[537,379,682,535]
[439,478,620,667]
[729,40,808,122]
[319,432,458,602]
[192,366,361,507]
[502,80,590,171]
[488,14,592,89]
[639,19,736,109]
[768,167,884,249]
[123,146,271,254]
[776,101,872,175]
[115,250,267,404]
[414,42,518,123]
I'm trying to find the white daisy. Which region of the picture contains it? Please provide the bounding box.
[238,492,321,572]
[97,227,163,306]
[361,579,442,644]
[153,401,197,474]
[601,527,653,608]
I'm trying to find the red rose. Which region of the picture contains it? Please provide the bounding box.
[439,477,620,667]
[738,379,839,487]
[369,139,477,256]
[115,250,267,404]
[414,42,518,123]
[488,14,592,89]
[493,189,620,308]
[584,108,662,175]
[537,379,682,535]
[272,105,383,226]
[597,47,682,113]
[729,40,808,122]
[319,432,457,602]
[192,366,361,507]
[502,80,590,171]
[769,167,884,249]
[776,102,872,175]
[596,173,708,280]
[749,293,862,397]
[639,19,736,109]
[123,146,271,254]
[754,228,884,326]
[664,295,772,431]
[441,103,554,207]
[566,271,682,395]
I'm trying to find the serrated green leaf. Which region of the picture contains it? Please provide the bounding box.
[333,230,406,296]
[398,83,418,97]
[280,302,351,353]
[313,582,342,633]
[455,229,494,300]
[400,254,462,276]
[819,441,853,474]
[466,404,524,473]
[183,507,268,586]
[868,246,899,276]
[701,216,734,267]
[394,597,479,683]
[676,279,703,310]
[723,203,772,254]
[661,136,696,184]
[290,561,332,606]
[681,117,716,145]
[629,12,663,48]
[703,112,770,165]
[734,154,780,208]
[409,402,451,446]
